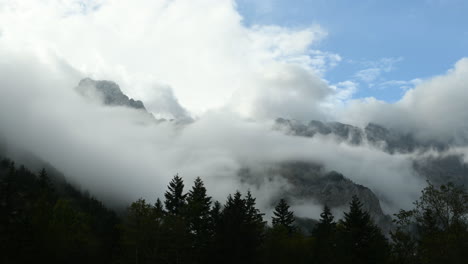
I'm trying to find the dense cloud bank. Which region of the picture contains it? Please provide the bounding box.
[339,58,468,144]
[1,0,468,219]
[0,51,434,217]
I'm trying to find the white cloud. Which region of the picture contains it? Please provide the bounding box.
[353,57,404,85]
[339,58,468,143]
[0,0,332,120]
[1,0,468,220]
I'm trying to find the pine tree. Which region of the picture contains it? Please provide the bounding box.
[210,201,222,231]
[313,205,337,264]
[244,190,266,239]
[154,198,165,220]
[164,174,187,216]
[337,196,388,264]
[215,191,265,264]
[38,168,52,190]
[272,199,295,233]
[245,191,266,229]
[186,177,212,263]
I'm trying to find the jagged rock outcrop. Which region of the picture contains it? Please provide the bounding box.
[275,118,364,144]
[413,155,468,186]
[77,78,147,110]
[274,118,447,154]
[239,161,392,231]
[75,78,194,125]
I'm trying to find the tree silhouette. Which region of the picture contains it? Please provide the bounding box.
[164,174,187,216]
[313,205,337,264]
[272,198,295,234]
[186,177,213,263]
[337,196,388,264]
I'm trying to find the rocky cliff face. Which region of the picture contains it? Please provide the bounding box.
[239,161,392,231]
[77,78,147,110]
[274,118,448,154]
[273,118,468,229]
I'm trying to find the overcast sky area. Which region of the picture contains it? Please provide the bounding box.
[0,0,467,219]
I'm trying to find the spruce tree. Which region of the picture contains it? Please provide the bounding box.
[186,177,212,263]
[244,191,266,263]
[154,198,165,220]
[161,175,191,264]
[210,201,222,231]
[164,174,187,216]
[337,196,388,264]
[313,205,337,264]
[215,191,265,264]
[271,199,295,233]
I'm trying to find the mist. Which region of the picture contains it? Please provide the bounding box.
[1,0,467,221]
[0,50,427,218]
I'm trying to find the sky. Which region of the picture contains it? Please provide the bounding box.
[0,0,468,218]
[237,0,468,102]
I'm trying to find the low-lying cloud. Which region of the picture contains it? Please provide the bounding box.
[0,0,467,220]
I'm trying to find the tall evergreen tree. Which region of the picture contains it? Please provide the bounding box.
[186,177,213,263]
[312,205,337,264]
[210,201,222,231]
[38,168,52,191]
[272,198,295,234]
[244,191,266,259]
[337,196,389,264]
[186,177,212,233]
[215,191,265,264]
[164,174,187,216]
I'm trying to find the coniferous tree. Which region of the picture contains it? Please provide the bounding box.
[215,191,265,264]
[271,198,295,234]
[162,175,190,264]
[186,177,212,263]
[210,201,222,231]
[186,177,212,234]
[312,205,337,264]
[266,199,311,264]
[38,168,52,191]
[164,174,187,216]
[337,196,389,264]
[244,191,266,261]
[154,198,165,219]
[123,199,159,263]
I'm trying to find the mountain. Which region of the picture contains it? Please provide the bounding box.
[239,161,392,231]
[274,118,468,188]
[76,78,194,124]
[77,78,147,110]
[274,118,449,153]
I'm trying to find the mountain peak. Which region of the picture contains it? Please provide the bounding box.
[77,78,146,110]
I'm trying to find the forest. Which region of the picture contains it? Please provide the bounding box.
[1,157,467,264]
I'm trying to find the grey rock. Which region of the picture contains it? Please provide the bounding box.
[239,161,392,231]
[77,78,146,110]
[413,155,468,186]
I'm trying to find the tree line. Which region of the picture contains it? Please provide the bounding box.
[1,158,467,264]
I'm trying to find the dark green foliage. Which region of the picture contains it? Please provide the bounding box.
[271,198,295,233]
[164,174,187,216]
[214,191,266,264]
[391,182,468,264]
[185,177,213,263]
[263,225,313,264]
[2,155,467,264]
[121,198,166,263]
[264,201,311,264]
[336,196,389,264]
[312,205,338,264]
[0,158,120,264]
